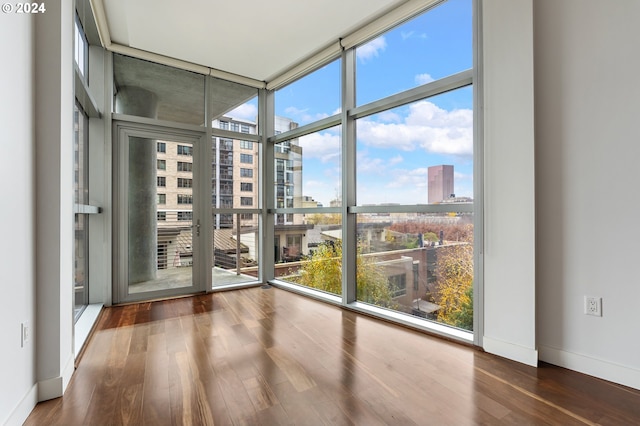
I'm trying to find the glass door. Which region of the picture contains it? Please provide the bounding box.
[114,123,207,303]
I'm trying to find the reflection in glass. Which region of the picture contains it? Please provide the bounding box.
[356,213,473,331]
[356,87,473,206]
[356,0,472,106]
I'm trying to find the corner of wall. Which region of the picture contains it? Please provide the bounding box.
[484,336,538,367]
[481,0,537,363]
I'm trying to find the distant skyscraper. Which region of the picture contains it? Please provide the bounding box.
[428,165,454,204]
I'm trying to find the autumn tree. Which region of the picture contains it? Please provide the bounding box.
[306,213,341,225]
[291,241,397,309]
[434,243,473,330]
[390,221,473,243]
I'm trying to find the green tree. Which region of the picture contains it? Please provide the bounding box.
[291,241,397,309]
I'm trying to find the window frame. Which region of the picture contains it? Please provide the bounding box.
[264,0,480,345]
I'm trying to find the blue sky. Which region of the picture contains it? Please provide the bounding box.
[230,0,473,207]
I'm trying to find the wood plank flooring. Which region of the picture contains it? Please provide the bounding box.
[25,287,640,425]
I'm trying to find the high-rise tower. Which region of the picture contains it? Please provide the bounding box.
[428,165,454,204]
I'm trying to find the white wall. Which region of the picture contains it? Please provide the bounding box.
[2,2,75,422]
[34,0,75,403]
[482,0,537,366]
[535,0,640,389]
[0,13,38,426]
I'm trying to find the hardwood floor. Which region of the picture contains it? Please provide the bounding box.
[26,287,640,425]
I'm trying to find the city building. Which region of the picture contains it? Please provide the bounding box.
[4,0,640,424]
[428,164,455,204]
[213,116,260,229]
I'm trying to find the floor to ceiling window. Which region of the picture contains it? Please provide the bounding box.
[111,54,264,299]
[73,100,89,321]
[73,12,90,321]
[270,0,476,339]
[98,0,476,340]
[210,84,261,288]
[272,60,343,296]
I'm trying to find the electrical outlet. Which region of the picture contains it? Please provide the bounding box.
[21,321,29,347]
[584,296,602,317]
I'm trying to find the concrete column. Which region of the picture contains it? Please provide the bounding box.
[115,87,159,283]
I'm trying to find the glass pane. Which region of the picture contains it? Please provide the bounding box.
[276,214,342,297]
[74,213,88,320]
[275,59,341,127]
[356,0,472,106]
[129,138,193,293]
[356,213,474,331]
[113,54,206,125]
[73,102,88,319]
[356,87,473,206]
[212,136,259,210]
[210,77,258,126]
[212,213,260,287]
[74,16,88,78]
[74,103,88,205]
[274,125,341,210]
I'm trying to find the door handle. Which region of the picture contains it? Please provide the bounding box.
[195,219,201,237]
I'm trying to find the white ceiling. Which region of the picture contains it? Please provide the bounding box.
[99,0,408,83]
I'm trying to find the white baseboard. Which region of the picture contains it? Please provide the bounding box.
[4,383,38,426]
[483,336,539,367]
[539,345,640,391]
[37,353,75,402]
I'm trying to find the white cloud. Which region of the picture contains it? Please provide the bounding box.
[388,155,403,166]
[454,171,472,180]
[357,168,432,205]
[377,110,402,123]
[384,167,430,190]
[284,106,330,125]
[227,102,257,121]
[401,31,415,40]
[298,130,341,163]
[358,100,473,157]
[355,151,405,175]
[356,150,386,174]
[401,31,427,41]
[357,36,387,62]
[415,73,435,85]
